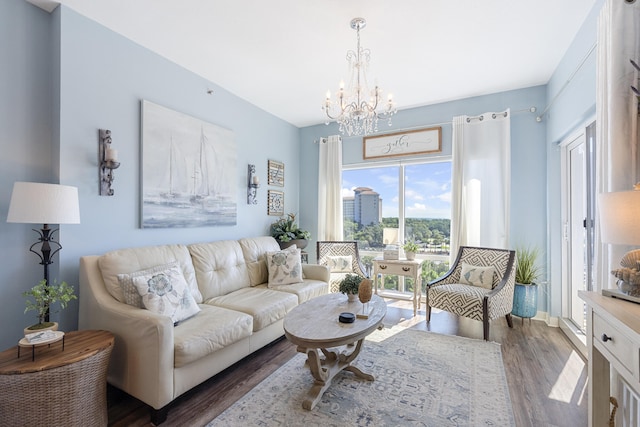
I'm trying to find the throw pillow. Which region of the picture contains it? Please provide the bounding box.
[266,246,303,286]
[131,264,201,324]
[460,263,495,289]
[118,261,180,308]
[327,255,353,273]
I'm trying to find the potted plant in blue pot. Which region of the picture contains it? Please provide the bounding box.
[512,246,542,323]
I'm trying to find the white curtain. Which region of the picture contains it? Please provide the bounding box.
[594,0,640,291]
[317,135,343,240]
[450,110,511,259]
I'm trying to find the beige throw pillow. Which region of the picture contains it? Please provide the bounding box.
[118,261,179,308]
[327,255,353,273]
[131,263,201,324]
[266,246,303,286]
[460,263,495,289]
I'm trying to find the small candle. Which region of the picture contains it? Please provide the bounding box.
[105,148,118,162]
[252,175,259,185]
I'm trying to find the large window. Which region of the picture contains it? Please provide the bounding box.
[343,160,452,297]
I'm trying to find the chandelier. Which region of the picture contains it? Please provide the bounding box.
[323,17,397,136]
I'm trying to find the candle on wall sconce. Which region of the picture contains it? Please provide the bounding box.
[248,164,259,204]
[99,129,121,196]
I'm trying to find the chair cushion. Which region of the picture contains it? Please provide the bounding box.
[173,304,253,368]
[207,288,298,331]
[428,283,491,322]
[460,263,495,289]
[266,247,303,286]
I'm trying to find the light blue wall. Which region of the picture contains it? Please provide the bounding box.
[545,0,604,318]
[0,3,300,349]
[0,0,56,350]
[300,86,548,305]
[0,0,607,350]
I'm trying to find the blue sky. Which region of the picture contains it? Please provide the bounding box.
[342,162,452,219]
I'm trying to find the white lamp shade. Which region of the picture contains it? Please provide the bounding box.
[7,182,80,225]
[383,227,399,245]
[599,190,640,245]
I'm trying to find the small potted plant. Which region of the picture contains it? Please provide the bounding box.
[402,240,420,261]
[23,279,77,335]
[512,246,542,321]
[339,273,364,302]
[270,213,311,249]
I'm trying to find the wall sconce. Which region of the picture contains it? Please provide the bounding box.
[247,164,259,204]
[99,129,120,196]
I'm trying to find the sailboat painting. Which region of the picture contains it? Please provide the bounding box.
[141,100,237,228]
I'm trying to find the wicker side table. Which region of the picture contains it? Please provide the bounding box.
[0,330,114,427]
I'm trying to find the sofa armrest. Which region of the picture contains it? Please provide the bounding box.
[302,264,330,283]
[79,256,175,410]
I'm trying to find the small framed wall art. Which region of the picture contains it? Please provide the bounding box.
[363,126,442,160]
[267,190,284,216]
[268,160,284,186]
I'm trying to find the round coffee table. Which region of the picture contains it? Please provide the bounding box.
[283,293,386,410]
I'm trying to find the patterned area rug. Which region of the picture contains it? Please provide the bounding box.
[208,327,515,426]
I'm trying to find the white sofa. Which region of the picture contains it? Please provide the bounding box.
[78,236,329,424]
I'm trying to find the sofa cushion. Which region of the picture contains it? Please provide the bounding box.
[98,244,202,304]
[238,236,281,286]
[173,305,253,368]
[257,279,328,304]
[266,247,303,286]
[207,287,297,332]
[189,240,251,301]
[131,263,201,324]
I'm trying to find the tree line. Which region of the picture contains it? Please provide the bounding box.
[344,217,451,250]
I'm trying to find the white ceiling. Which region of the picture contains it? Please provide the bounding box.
[27,0,596,128]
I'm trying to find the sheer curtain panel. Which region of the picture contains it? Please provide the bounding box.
[317,135,343,240]
[594,0,640,291]
[451,111,511,259]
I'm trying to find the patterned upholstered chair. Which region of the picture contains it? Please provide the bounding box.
[426,246,516,341]
[317,241,369,293]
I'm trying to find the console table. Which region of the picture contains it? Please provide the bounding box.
[579,291,640,426]
[0,330,114,426]
[373,258,423,316]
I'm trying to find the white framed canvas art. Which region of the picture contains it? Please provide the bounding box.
[141,100,237,228]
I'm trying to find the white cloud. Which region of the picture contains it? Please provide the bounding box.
[342,187,355,197]
[435,191,451,203]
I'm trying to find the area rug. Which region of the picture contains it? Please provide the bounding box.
[208,327,515,426]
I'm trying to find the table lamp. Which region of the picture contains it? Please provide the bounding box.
[599,187,640,298]
[7,182,80,321]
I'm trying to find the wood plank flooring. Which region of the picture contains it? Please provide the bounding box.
[107,299,587,426]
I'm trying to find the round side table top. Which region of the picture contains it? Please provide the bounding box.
[0,330,114,375]
[284,293,386,349]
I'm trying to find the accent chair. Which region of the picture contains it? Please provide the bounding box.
[316,241,369,293]
[426,245,516,340]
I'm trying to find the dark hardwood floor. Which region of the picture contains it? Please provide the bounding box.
[107,299,587,426]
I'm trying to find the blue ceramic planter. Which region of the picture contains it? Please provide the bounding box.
[512,283,538,318]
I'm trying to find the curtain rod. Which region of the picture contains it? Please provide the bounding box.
[314,106,537,143]
[536,42,597,122]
